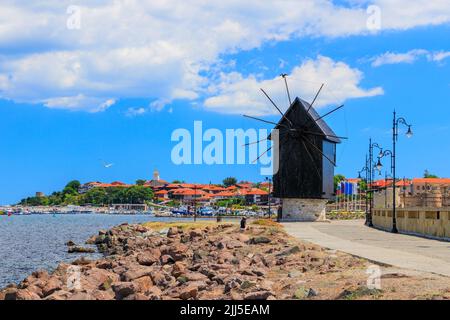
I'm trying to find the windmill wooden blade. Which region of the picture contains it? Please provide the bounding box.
[260,88,293,128]
[242,138,268,147]
[244,130,289,146]
[252,146,272,164]
[303,130,348,140]
[243,114,278,126]
[281,74,292,105]
[302,136,336,166]
[301,137,322,179]
[306,83,324,113]
[314,104,344,122]
[243,114,290,129]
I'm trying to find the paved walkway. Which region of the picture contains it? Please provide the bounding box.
[282,219,450,277]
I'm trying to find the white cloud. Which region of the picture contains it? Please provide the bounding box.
[371,49,450,66]
[371,49,428,67]
[43,95,116,112]
[204,56,384,116]
[125,107,146,117]
[0,0,448,112]
[428,51,450,62]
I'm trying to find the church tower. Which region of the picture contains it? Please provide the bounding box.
[153,168,160,181]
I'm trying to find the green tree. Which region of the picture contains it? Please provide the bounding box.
[334,174,346,191]
[135,179,146,186]
[424,170,438,178]
[63,180,81,195]
[358,179,368,192]
[83,188,108,206]
[222,177,237,187]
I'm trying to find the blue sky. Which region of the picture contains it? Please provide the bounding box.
[0,1,450,204]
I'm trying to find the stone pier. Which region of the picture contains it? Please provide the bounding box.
[281,198,327,222]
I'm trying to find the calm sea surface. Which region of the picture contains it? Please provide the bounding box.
[0,214,190,288]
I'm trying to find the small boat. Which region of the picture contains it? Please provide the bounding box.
[172,206,189,215]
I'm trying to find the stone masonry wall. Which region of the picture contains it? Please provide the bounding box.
[281,198,327,222]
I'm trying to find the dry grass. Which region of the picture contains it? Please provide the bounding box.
[250,219,282,228]
[142,221,236,231]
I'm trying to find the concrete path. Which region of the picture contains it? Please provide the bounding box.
[282,219,450,277]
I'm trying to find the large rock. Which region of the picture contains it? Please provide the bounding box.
[112,282,136,300]
[167,227,179,238]
[249,237,271,244]
[83,268,119,290]
[15,288,41,300]
[44,290,72,300]
[68,246,95,253]
[243,290,273,300]
[136,248,161,266]
[121,266,152,282]
[42,278,63,297]
[172,261,187,277]
[134,276,154,294]
[179,284,198,300]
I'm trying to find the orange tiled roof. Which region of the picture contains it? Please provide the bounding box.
[241,188,268,195]
[412,178,450,184]
[172,188,206,196]
[213,191,236,197]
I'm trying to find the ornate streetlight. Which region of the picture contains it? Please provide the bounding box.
[367,139,384,226]
[265,177,272,219]
[376,111,413,233]
[358,155,370,225]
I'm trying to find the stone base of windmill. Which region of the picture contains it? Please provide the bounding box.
[280,198,327,222]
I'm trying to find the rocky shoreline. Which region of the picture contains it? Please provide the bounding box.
[1,220,449,300]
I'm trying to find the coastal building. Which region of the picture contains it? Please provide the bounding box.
[145,169,169,188]
[35,192,45,198]
[373,178,450,208]
[241,188,269,205]
[154,189,169,201]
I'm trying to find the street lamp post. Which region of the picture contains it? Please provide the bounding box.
[265,177,272,219]
[358,155,370,225]
[376,111,413,233]
[384,172,393,209]
[368,139,383,226]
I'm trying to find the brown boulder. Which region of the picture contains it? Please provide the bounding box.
[112,282,136,300]
[172,261,187,277]
[179,284,198,300]
[134,276,154,293]
[15,288,41,300]
[42,277,62,297]
[44,290,71,300]
[68,292,95,300]
[121,266,152,282]
[83,268,119,290]
[68,246,95,253]
[160,254,175,265]
[136,248,161,266]
[189,229,203,238]
[243,290,273,300]
[167,227,179,238]
[3,288,18,300]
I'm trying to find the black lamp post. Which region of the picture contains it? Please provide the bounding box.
[367,139,383,226]
[358,155,370,225]
[384,171,394,209]
[265,177,272,219]
[376,111,412,233]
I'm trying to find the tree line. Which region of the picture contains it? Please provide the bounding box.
[18,180,154,206]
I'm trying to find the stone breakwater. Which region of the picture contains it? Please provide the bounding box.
[0,220,371,300]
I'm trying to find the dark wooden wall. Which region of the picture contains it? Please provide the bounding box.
[272,101,335,199]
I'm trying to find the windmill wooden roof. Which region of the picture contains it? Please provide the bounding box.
[272,97,341,144]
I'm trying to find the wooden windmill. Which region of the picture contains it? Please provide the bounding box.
[244,75,347,221]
